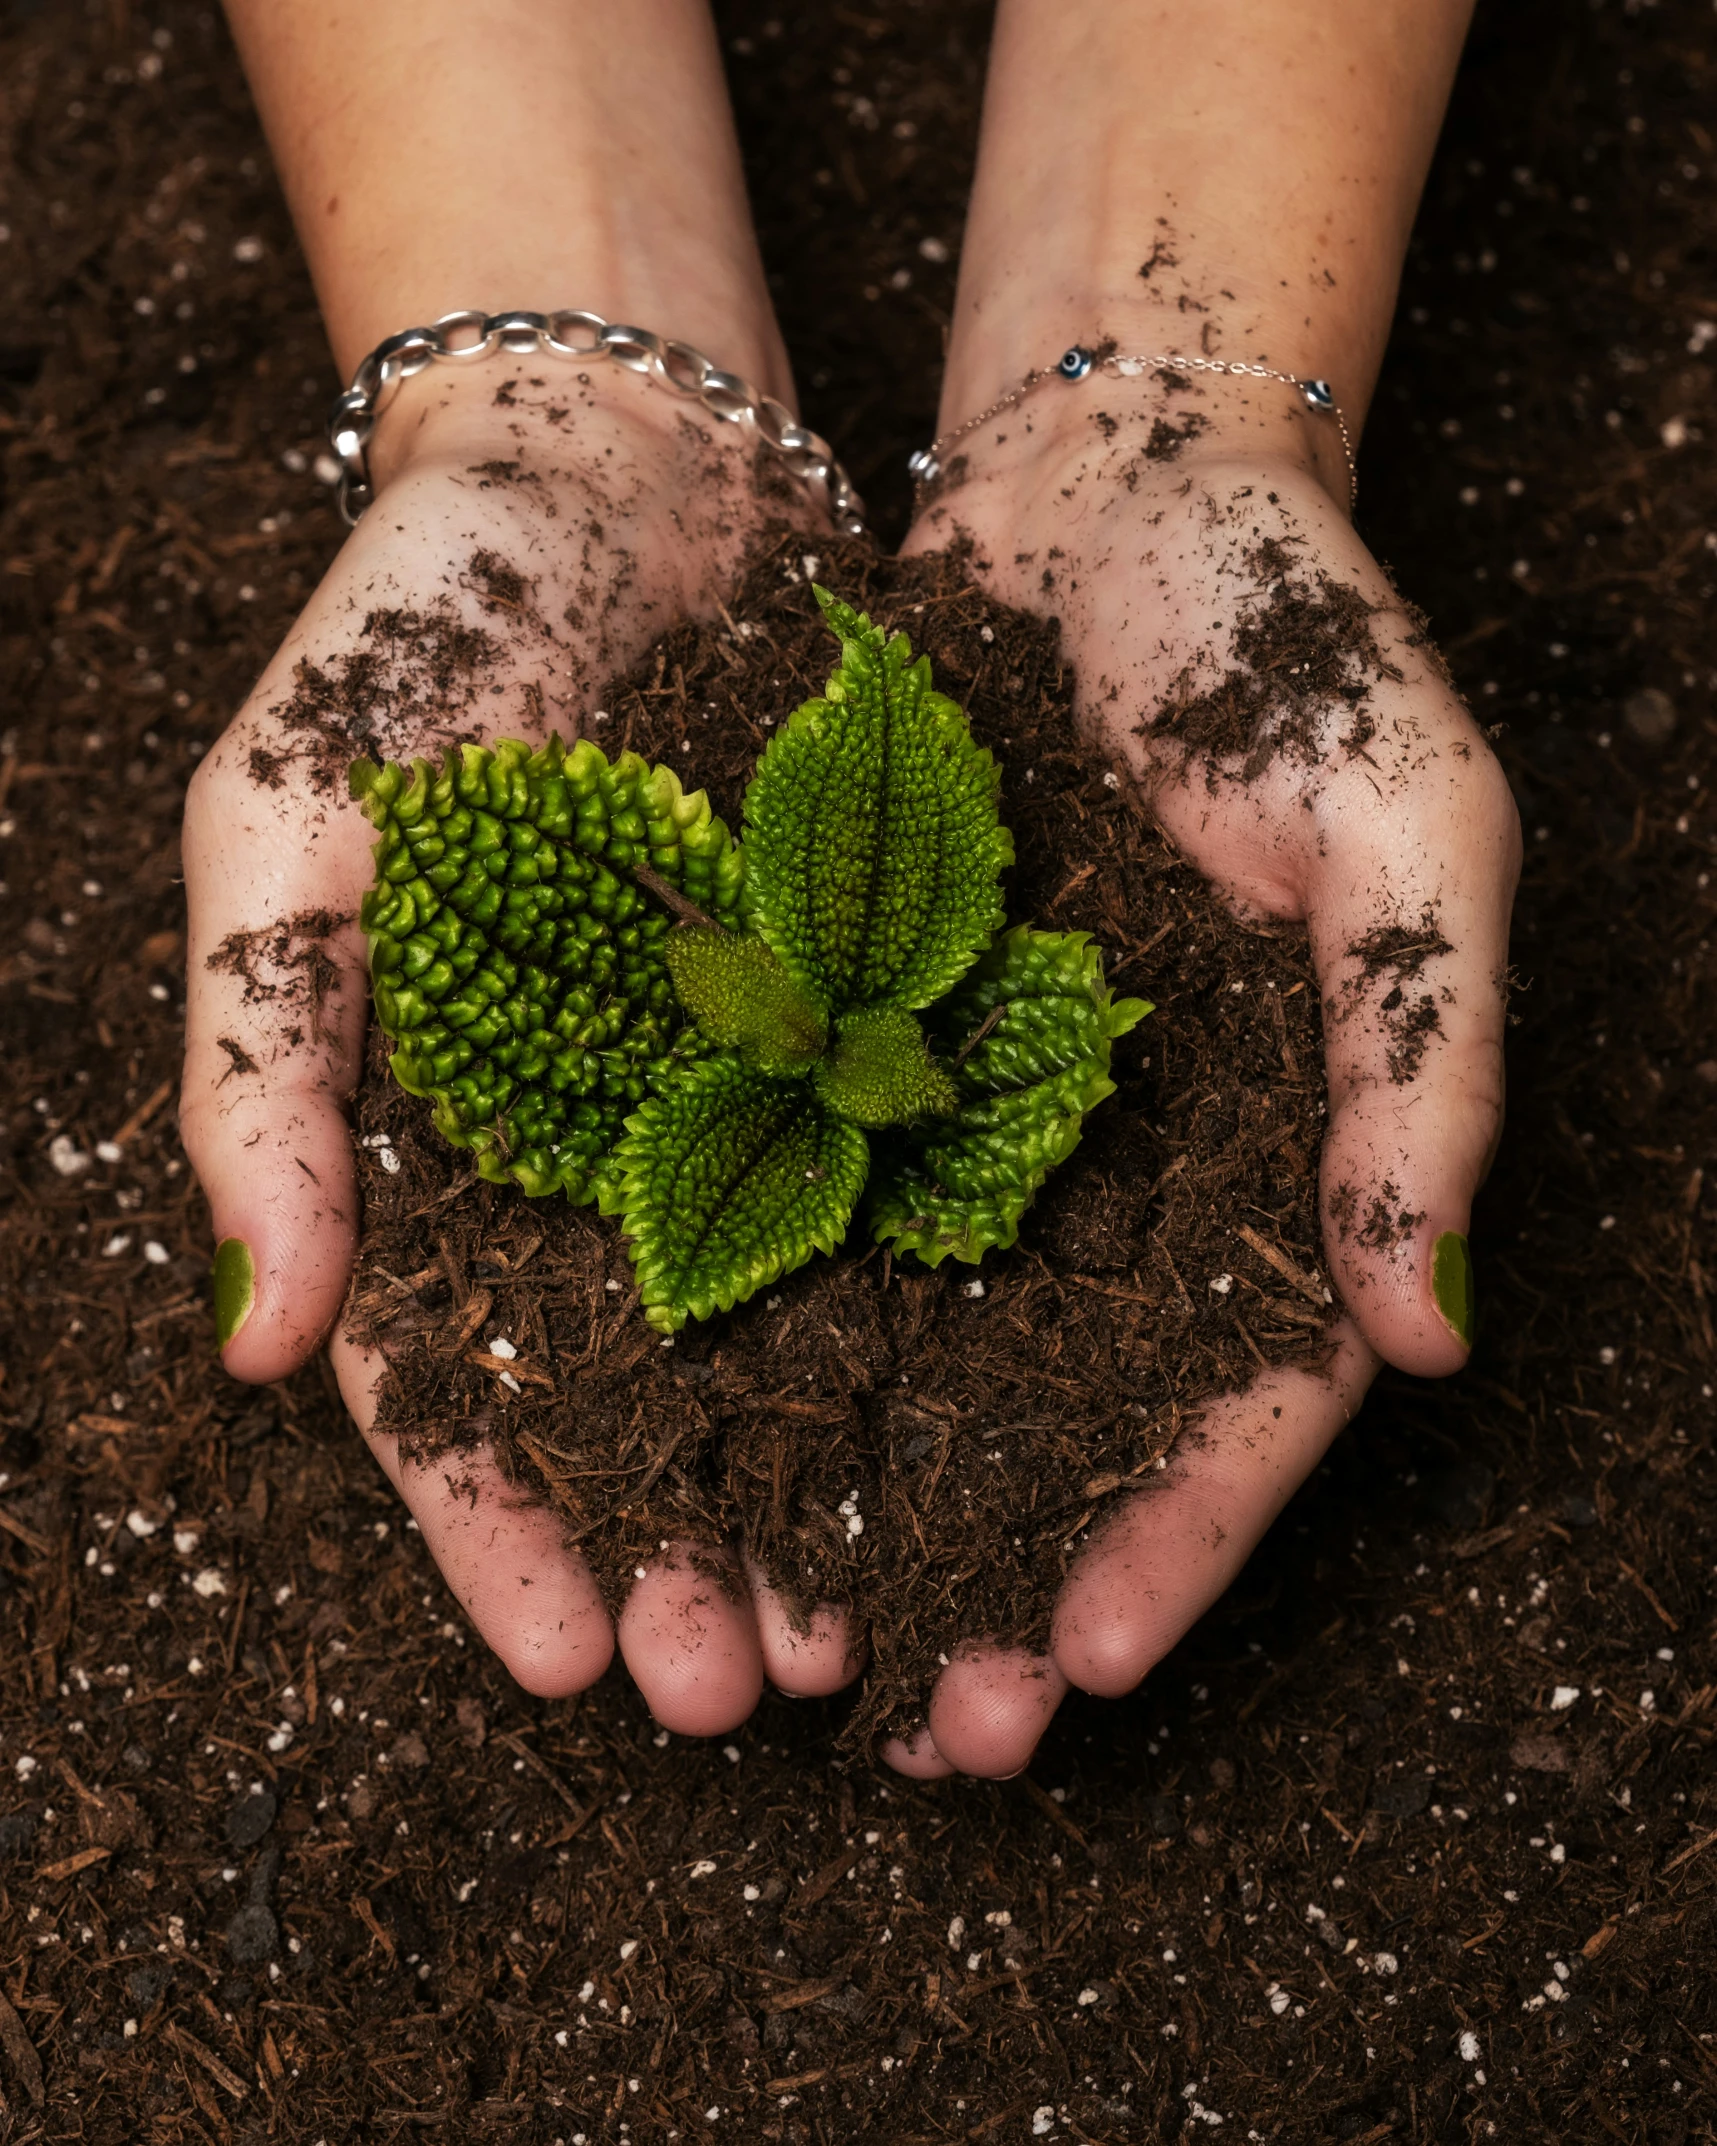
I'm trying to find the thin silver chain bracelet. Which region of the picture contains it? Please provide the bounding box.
[910,345,1358,510]
[327,307,867,536]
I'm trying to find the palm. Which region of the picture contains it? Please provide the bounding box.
[885,443,1518,1776]
[181,386,854,1719]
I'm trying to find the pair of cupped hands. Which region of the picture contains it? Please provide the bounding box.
[181,373,1518,1779]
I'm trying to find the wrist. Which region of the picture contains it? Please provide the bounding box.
[364,349,744,498]
[918,360,1350,528]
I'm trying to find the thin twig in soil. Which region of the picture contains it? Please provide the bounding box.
[492,1730,597,1832]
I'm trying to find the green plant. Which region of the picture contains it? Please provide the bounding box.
[353,591,1149,1331]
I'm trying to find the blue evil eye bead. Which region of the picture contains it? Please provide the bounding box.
[1056,345,1095,381]
[1299,377,1336,412]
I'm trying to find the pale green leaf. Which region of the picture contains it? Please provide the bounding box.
[812,1004,958,1129]
[665,927,828,1072]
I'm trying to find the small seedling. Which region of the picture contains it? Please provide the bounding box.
[353,590,1149,1330]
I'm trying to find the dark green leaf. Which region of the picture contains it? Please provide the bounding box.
[741,590,1011,1016]
[606,1055,870,1332]
[351,735,740,1200]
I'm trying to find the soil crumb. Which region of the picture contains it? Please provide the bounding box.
[350,526,1336,1748]
[1143,410,1210,463]
[1330,1178,1427,1257]
[205,905,345,1042]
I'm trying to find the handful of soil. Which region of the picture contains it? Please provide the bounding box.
[349,528,1335,1747]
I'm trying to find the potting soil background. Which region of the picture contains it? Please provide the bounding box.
[2,2,1715,2141]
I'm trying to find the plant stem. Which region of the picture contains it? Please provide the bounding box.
[631,862,727,933]
[952,1001,1008,1069]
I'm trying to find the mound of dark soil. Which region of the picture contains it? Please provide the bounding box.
[350,527,1335,1744]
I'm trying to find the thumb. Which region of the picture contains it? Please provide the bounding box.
[180,745,370,1382]
[1309,759,1519,1375]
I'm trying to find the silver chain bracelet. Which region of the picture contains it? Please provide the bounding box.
[910,344,1357,510]
[327,308,867,536]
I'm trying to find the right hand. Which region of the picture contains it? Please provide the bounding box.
[181,374,862,1723]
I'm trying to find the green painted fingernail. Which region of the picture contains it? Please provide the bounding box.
[1431,1230,1474,1350]
[213,1237,255,1352]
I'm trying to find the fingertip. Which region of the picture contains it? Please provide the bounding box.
[879,1725,957,1779]
[745,1558,866,1697]
[353,1393,616,1698]
[618,1548,765,1737]
[497,1605,616,1700]
[200,1160,361,1384]
[181,1024,364,1385]
[926,1647,1068,1780]
[1052,1329,1378,1695]
[1327,1206,1474,1378]
[1053,1561,1161,1699]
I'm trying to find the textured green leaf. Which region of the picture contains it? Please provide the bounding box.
[351,735,741,1201]
[812,1004,958,1129]
[870,927,1151,1265]
[608,1055,870,1332]
[741,589,1012,1016]
[665,927,828,1072]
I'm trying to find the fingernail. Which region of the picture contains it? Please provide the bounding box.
[1431,1229,1474,1350]
[213,1237,255,1352]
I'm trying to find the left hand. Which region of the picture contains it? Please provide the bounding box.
[883,424,1519,1776]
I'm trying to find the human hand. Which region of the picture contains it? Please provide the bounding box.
[181,376,862,1722]
[885,422,1520,1776]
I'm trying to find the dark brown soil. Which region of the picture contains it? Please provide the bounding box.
[3,3,1716,2143]
[349,527,1334,1748]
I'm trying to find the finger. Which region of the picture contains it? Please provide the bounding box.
[330,1329,615,1697]
[617,1545,766,1737]
[743,1558,867,1698]
[1052,1323,1376,1696]
[878,1724,958,1780]
[1305,745,1520,1374]
[181,741,371,1383]
[921,1646,1070,1780]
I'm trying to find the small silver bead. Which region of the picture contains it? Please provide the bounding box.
[907,447,940,482]
[1057,345,1095,382]
[1300,377,1336,412]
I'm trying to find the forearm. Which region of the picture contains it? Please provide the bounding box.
[945,0,1474,474]
[222,0,786,393]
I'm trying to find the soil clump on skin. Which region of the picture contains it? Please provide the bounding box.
[271,602,507,792]
[349,526,1336,1746]
[1156,541,1404,781]
[1343,908,1458,1084]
